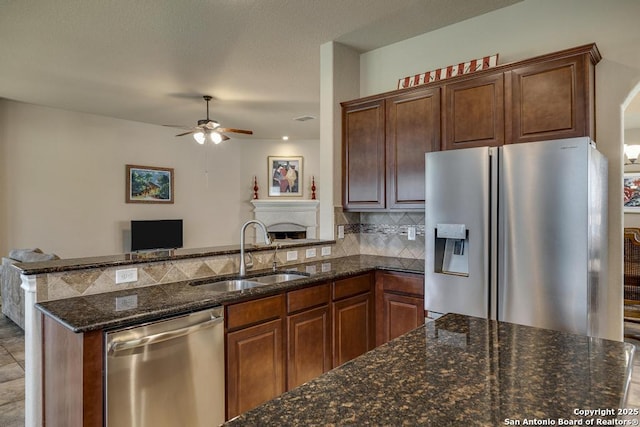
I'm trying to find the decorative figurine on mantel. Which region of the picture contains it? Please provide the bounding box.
[311,176,316,200]
[253,176,259,199]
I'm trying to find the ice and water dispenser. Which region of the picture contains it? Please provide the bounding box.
[434,224,469,276]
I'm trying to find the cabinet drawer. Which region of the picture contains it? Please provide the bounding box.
[287,283,330,314]
[332,274,372,301]
[378,272,424,296]
[226,294,284,330]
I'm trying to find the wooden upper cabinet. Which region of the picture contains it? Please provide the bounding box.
[341,44,599,210]
[443,73,504,150]
[506,47,598,143]
[386,87,440,209]
[342,99,386,210]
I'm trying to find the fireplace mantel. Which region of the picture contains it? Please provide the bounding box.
[251,200,319,240]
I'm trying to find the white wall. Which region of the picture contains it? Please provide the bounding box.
[0,99,319,258]
[357,0,640,341]
[319,41,360,240]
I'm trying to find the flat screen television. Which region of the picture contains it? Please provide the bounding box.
[131,219,183,252]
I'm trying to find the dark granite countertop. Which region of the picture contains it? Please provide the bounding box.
[36,255,424,332]
[225,313,635,426]
[14,239,335,275]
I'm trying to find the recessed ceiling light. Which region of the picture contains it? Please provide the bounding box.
[282,136,289,140]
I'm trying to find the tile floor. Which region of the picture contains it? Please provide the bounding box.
[0,315,639,426]
[0,312,25,427]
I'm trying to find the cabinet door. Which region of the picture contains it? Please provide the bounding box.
[287,305,331,389]
[443,73,504,150]
[381,293,424,344]
[374,271,424,346]
[342,99,386,210]
[386,88,441,209]
[332,292,374,367]
[226,319,284,419]
[506,54,592,143]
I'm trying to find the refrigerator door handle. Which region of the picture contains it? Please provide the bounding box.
[489,147,499,321]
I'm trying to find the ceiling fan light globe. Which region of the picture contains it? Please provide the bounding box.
[193,132,206,144]
[211,132,223,144]
[625,144,640,162]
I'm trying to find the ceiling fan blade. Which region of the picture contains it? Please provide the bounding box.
[175,130,195,137]
[162,124,191,130]
[217,127,253,135]
[221,134,230,141]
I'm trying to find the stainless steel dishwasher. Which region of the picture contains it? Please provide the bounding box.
[105,307,225,427]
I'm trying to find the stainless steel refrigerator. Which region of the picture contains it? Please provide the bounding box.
[424,137,614,339]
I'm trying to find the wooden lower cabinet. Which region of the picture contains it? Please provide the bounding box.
[332,274,375,367]
[42,315,103,427]
[381,293,424,343]
[286,283,331,389]
[375,271,425,346]
[287,305,331,389]
[225,295,285,420]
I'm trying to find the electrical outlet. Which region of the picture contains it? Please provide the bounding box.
[408,225,416,241]
[337,225,345,239]
[286,251,298,261]
[115,295,138,311]
[305,248,316,259]
[321,246,331,256]
[115,268,138,284]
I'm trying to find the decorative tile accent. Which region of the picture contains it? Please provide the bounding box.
[336,210,425,259]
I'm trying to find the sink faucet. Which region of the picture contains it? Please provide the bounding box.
[239,220,271,277]
[272,243,281,272]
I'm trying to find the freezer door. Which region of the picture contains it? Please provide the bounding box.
[425,147,493,318]
[498,138,590,334]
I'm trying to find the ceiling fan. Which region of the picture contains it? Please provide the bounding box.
[172,95,253,144]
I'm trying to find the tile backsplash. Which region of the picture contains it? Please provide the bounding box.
[334,208,425,260]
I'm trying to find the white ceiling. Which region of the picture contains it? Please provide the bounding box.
[0,0,522,140]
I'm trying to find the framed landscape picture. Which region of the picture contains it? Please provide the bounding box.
[126,165,174,204]
[269,156,302,197]
[624,172,640,212]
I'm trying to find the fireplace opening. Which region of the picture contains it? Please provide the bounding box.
[267,223,307,240]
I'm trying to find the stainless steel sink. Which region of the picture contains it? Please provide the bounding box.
[250,273,309,285]
[191,272,309,292]
[195,279,264,292]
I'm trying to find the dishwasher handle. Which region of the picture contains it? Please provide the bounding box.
[108,313,224,356]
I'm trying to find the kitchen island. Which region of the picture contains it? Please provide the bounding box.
[34,255,425,425]
[225,313,635,426]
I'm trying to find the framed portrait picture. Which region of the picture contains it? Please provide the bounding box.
[268,156,302,197]
[624,172,640,212]
[126,165,174,204]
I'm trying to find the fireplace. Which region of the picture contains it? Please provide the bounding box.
[251,200,319,242]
